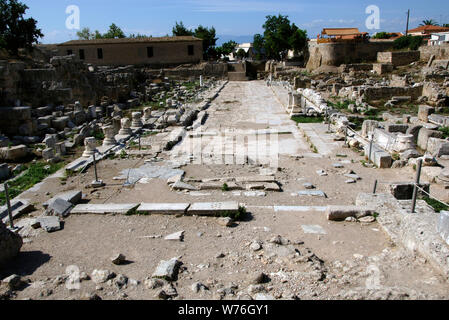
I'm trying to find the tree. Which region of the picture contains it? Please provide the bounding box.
[253,34,265,60]
[420,19,439,26]
[372,32,392,39]
[0,0,43,54]
[172,21,193,36]
[103,23,125,39]
[76,27,94,40]
[216,40,237,57]
[128,33,151,39]
[194,25,218,60]
[256,15,308,60]
[443,24,449,28]
[235,48,247,60]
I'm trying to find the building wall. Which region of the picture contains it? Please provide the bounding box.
[57,41,203,66]
[306,40,395,71]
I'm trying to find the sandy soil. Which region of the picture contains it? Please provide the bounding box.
[2,81,448,300]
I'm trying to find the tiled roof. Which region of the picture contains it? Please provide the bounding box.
[408,25,449,34]
[322,28,361,36]
[58,36,202,46]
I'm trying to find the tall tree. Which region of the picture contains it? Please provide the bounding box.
[253,34,265,60]
[76,27,94,40]
[194,25,218,60]
[259,14,307,60]
[103,23,126,39]
[172,21,193,36]
[0,0,43,54]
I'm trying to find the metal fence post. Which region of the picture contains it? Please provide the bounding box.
[4,183,14,229]
[373,180,378,194]
[93,152,98,182]
[411,159,423,213]
[344,127,348,146]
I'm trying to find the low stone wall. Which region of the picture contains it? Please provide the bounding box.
[306,40,395,71]
[419,44,449,61]
[362,85,423,101]
[377,51,420,66]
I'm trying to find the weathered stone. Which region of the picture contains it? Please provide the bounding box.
[0,221,22,267]
[43,190,82,209]
[46,198,73,217]
[1,274,24,291]
[137,203,190,215]
[418,105,435,122]
[71,203,140,215]
[91,270,116,284]
[111,253,126,265]
[427,138,449,157]
[217,217,233,227]
[326,206,376,221]
[164,231,184,241]
[36,216,61,232]
[187,202,239,216]
[0,145,28,161]
[389,182,430,200]
[152,258,181,281]
[417,128,443,151]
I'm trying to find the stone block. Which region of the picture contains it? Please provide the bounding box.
[0,145,28,161]
[427,138,449,157]
[137,203,190,215]
[71,203,140,215]
[389,182,430,200]
[187,202,239,216]
[438,211,449,246]
[418,105,435,122]
[417,128,443,151]
[326,206,376,221]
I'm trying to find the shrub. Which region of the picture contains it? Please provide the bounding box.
[393,35,423,51]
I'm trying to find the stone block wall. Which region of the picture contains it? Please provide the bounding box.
[306,40,395,71]
[377,51,420,66]
[419,44,449,61]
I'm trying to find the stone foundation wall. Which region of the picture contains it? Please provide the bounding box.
[419,44,449,61]
[377,51,420,66]
[306,40,395,71]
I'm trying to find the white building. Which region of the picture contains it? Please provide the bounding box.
[229,43,255,60]
[429,32,449,46]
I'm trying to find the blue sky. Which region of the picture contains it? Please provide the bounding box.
[23,0,449,45]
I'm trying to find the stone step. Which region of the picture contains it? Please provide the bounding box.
[70,203,140,215]
[187,202,240,216]
[228,72,249,81]
[137,203,190,215]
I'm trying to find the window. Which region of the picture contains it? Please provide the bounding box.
[79,49,85,60]
[147,46,153,58]
[188,45,194,56]
[67,49,73,55]
[97,48,103,59]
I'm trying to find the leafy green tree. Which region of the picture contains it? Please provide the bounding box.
[216,40,237,57]
[394,35,423,50]
[0,0,43,54]
[372,32,392,39]
[103,23,125,39]
[258,14,307,60]
[235,48,247,59]
[443,24,449,28]
[76,27,94,40]
[194,25,218,60]
[253,33,265,60]
[420,19,439,26]
[172,21,193,36]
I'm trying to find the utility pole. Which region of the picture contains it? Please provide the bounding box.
[406,9,410,36]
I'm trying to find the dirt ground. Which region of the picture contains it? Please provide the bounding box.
[2,81,449,300]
